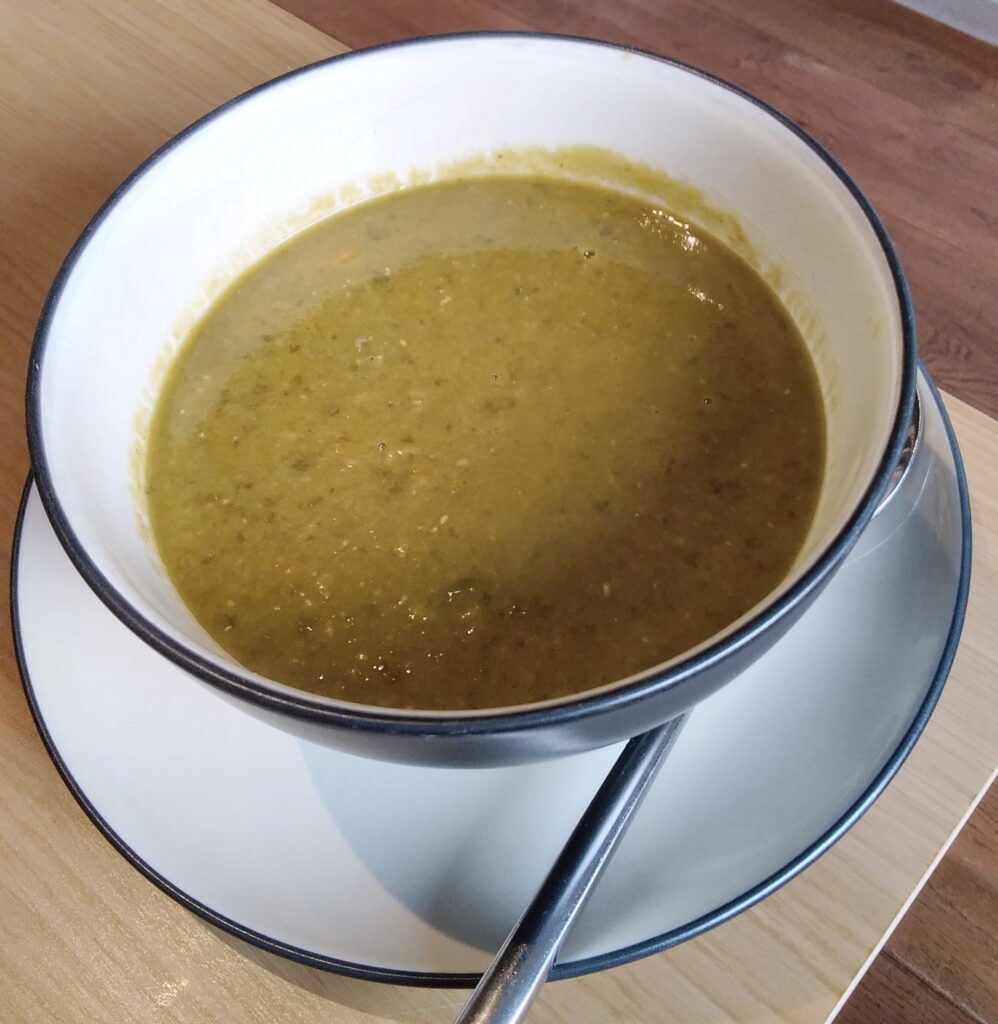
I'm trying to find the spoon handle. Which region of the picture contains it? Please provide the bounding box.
[453,713,688,1024]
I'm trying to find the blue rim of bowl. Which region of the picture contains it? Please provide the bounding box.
[11,367,971,985]
[24,32,919,740]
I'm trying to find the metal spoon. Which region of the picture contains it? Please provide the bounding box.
[453,713,688,1024]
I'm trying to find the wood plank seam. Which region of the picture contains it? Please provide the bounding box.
[887,950,991,1024]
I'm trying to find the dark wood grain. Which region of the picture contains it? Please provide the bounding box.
[886,780,998,1021]
[271,1,998,1021]
[835,950,985,1024]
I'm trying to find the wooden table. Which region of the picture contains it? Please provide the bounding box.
[2,2,995,1022]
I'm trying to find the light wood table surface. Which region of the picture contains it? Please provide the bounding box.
[2,2,996,1022]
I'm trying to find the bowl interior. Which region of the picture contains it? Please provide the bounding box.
[32,36,906,710]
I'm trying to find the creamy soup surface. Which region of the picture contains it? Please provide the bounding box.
[146,176,825,710]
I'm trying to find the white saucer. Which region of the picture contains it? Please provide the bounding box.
[12,368,970,985]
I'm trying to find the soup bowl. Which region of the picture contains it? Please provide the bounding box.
[27,34,916,767]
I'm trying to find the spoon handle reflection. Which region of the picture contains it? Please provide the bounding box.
[452,713,688,1024]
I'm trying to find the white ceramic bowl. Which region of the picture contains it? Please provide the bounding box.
[27,34,917,766]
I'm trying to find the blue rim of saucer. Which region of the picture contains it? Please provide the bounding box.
[24,32,920,746]
[10,366,971,986]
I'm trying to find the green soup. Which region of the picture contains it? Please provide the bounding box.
[145,176,825,710]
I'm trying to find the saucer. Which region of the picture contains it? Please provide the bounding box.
[12,367,970,985]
